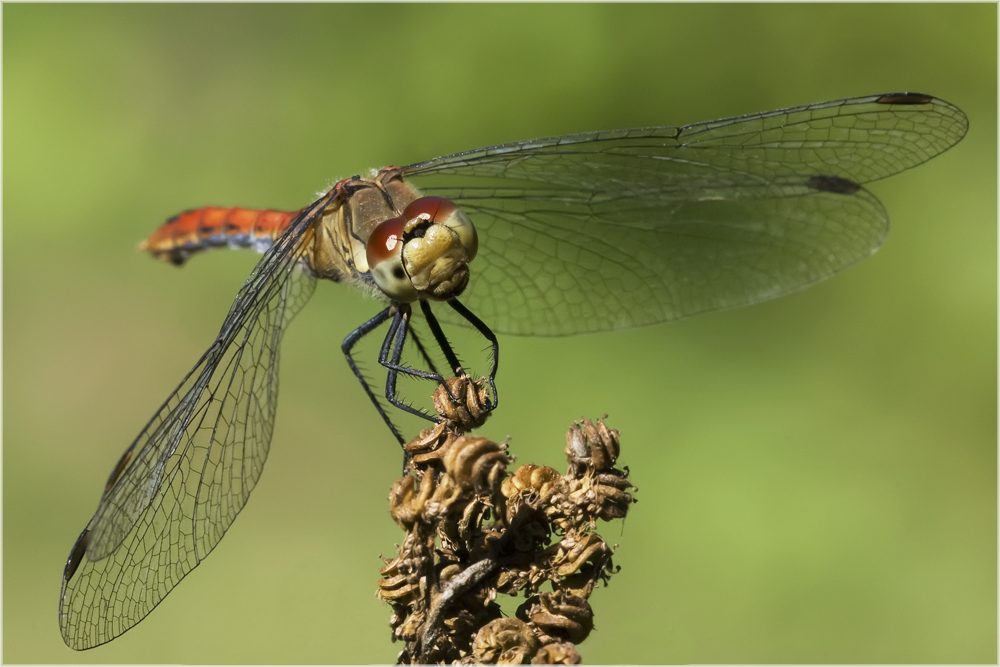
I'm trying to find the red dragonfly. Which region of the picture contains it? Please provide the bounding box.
[60,93,967,650]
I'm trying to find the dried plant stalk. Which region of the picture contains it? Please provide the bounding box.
[377,377,637,664]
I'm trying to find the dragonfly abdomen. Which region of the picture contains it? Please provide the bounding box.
[140,206,301,265]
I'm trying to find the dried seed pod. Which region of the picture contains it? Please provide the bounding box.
[592,470,637,521]
[433,376,493,431]
[518,591,593,645]
[552,571,596,600]
[590,418,620,472]
[502,464,561,499]
[442,435,508,494]
[448,495,491,551]
[378,530,434,619]
[496,550,555,597]
[564,423,588,475]
[472,617,540,664]
[378,575,420,606]
[405,421,454,460]
[378,550,422,607]
[551,532,612,578]
[495,568,531,596]
[440,587,503,661]
[389,472,438,530]
[397,607,426,643]
[564,417,620,475]
[422,473,464,518]
[532,642,582,665]
[381,412,635,663]
[439,607,479,661]
[503,464,563,526]
[388,602,409,635]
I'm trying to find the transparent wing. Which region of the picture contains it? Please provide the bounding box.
[401,93,967,335]
[59,194,331,650]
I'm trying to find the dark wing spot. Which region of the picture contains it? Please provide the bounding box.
[808,175,861,195]
[64,528,90,581]
[393,267,405,279]
[876,93,933,105]
[225,222,241,232]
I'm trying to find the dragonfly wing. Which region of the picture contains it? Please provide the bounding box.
[59,194,329,650]
[401,94,966,336]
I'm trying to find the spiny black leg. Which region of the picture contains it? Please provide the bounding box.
[375,308,419,470]
[407,327,442,379]
[378,306,443,423]
[448,298,500,411]
[342,306,405,446]
[419,299,465,376]
[415,300,468,407]
[378,305,445,384]
[378,306,404,370]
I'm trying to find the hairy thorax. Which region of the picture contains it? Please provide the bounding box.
[308,170,423,295]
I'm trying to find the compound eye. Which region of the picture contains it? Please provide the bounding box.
[402,197,478,261]
[366,216,418,302]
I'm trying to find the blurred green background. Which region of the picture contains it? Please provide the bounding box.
[4,4,995,664]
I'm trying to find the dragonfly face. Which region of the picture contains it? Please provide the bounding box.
[60,92,967,651]
[366,195,480,303]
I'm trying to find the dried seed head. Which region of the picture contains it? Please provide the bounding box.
[442,435,508,494]
[532,642,582,665]
[551,531,612,578]
[565,417,620,475]
[397,607,426,643]
[377,533,428,608]
[377,567,421,607]
[434,376,493,431]
[405,421,455,459]
[389,473,439,530]
[380,411,635,663]
[502,464,561,500]
[517,591,594,645]
[502,464,562,528]
[472,617,540,665]
[592,470,637,521]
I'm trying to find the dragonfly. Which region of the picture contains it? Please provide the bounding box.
[59,93,967,650]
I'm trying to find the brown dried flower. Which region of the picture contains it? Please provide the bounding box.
[472,618,540,665]
[433,376,493,431]
[378,385,636,664]
[565,417,621,475]
[517,591,594,645]
[532,642,582,665]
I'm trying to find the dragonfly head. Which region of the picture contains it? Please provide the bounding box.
[366,197,478,302]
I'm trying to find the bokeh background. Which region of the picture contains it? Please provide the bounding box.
[4,4,995,664]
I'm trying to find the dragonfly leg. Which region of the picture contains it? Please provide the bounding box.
[378,305,451,423]
[417,299,472,407]
[418,299,497,416]
[418,299,466,376]
[341,306,406,446]
[446,298,499,412]
[406,327,443,379]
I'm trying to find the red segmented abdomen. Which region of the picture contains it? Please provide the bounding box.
[139,206,303,265]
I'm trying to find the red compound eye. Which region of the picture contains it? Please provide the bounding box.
[365,216,418,302]
[403,196,457,223]
[365,216,406,268]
